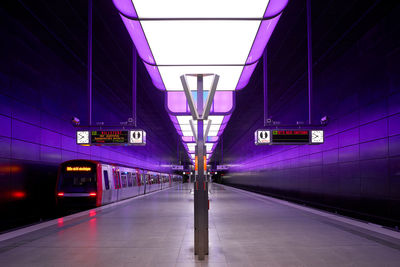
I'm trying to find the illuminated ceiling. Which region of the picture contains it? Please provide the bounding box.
[112,0,288,163]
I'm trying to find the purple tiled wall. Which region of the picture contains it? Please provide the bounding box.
[0,5,176,230]
[222,6,400,226]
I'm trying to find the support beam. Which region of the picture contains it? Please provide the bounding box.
[203,75,219,120]
[180,75,199,120]
[180,73,219,261]
[204,120,212,141]
[195,74,208,259]
[189,120,198,142]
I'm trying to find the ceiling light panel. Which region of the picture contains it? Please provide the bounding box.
[158,65,244,91]
[114,0,289,162]
[132,0,270,18]
[141,20,260,65]
[207,116,224,125]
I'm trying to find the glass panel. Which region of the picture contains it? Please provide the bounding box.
[127,172,133,187]
[59,171,96,193]
[103,170,110,190]
[121,173,128,188]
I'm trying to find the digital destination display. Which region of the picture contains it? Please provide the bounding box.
[272,130,309,143]
[76,129,146,146]
[66,166,92,172]
[91,130,129,144]
[255,129,324,145]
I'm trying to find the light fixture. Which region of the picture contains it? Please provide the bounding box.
[113,0,289,160]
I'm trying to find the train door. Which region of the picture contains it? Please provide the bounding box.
[120,170,128,200]
[101,165,112,204]
[141,173,145,194]
[146,173,151,193]
[112,168,121,201]
[136,171,142,195]
[126,171,136,198]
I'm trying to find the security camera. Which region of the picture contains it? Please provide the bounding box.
[71,117,80,126]
[320,116,329,125]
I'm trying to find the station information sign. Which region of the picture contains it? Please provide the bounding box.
[91,130,128,144]
[171,165,184,170]
[76,129,146,146]
[255,129,324,145]
[272,130,309,143]
[216,165,229,170]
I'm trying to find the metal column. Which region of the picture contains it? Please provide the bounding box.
[194,75,208,260]
[180,73,218,261]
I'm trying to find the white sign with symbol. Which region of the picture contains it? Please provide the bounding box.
[76,131,90,144]
[311,130,324,144]
[129,130,146,145]
[255,130,271,145]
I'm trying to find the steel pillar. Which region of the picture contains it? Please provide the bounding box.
[180,73,218,261]
[194,75,208,260]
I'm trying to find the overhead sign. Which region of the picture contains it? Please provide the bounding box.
[255,130,271,144]
[91,130,128,144]
[272,130,309,143]
[129,130,146,145]
[216,165,229,170]
[76,129,146,146]
[77,131,90,144]
[171,165,184,170]
[310,130,324,143]
[255,129,324,145]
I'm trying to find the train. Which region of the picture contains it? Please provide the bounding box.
[56,160,182,207]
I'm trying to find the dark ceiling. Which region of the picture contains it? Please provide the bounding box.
[2,0,398,167]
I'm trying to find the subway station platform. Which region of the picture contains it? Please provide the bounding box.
[1,183,400,267]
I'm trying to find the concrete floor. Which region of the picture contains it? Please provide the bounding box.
[1,183,400,267]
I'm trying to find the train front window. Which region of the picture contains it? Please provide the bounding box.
[59,171,97,193]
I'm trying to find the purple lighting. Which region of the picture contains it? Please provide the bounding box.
[113,0,289,160]
[236,62,258,90]
[246,16,281,65]
[120,16,155,65]
[264,0,289,17]
[166,91,234,114]
[167,92,188,113]
[144,62,166,90]
[112,0,138,18]
[182,136,194,142]
[213,91,234,113]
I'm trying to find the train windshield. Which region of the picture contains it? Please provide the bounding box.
[59,162,97,193]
